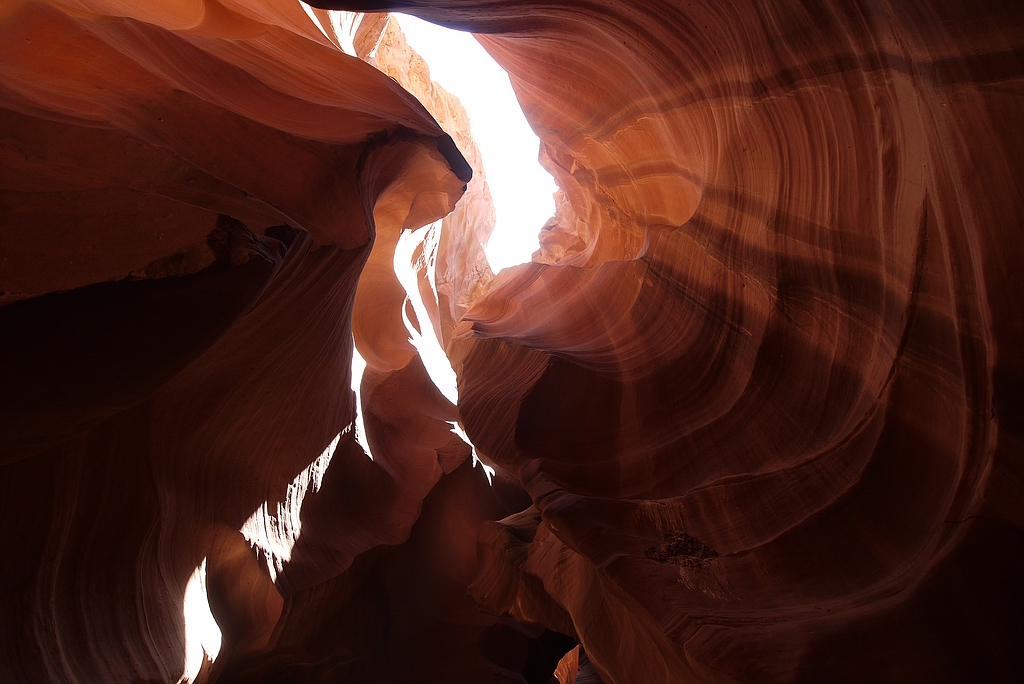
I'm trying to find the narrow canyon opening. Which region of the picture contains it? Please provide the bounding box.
[392,13,558,272]
[334,8,550,480]
[313,5,558,270]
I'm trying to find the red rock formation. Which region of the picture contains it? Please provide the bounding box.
[2,0,1023,683]
[0,1,477,681]
[335,1,1024,682]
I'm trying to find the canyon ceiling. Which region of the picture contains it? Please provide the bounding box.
[0,1,1022,683]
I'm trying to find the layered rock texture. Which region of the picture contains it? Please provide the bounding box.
[1,1,1022,683]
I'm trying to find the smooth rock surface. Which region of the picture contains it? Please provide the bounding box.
[1,1,1022,683]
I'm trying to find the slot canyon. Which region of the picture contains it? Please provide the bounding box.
[0,1,1022,682]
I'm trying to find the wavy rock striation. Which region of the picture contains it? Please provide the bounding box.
[2,0,1023,683]
[0,1,479,681]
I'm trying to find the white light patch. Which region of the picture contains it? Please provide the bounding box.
[394,221,459,406]
[394,222,495,485]
[178,558,221,684]
[350,342,373,459]
[299,1,332,43]
[240,431,344,581]
[328,9,360,56]
[393,14,557,272]
[451,421,495,485]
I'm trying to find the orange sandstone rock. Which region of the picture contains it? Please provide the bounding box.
[1,0,1023,683]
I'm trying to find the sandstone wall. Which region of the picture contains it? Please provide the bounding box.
[1,1,1021,682]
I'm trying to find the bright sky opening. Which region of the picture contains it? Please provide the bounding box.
[179,558,220,683]
[393,14,557,272]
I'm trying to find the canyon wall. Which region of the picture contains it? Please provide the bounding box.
[1,1,1022,683]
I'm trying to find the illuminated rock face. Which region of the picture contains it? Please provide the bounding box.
[1,1,1022,684]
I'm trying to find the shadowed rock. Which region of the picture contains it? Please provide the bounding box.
[1,1,1022,683]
